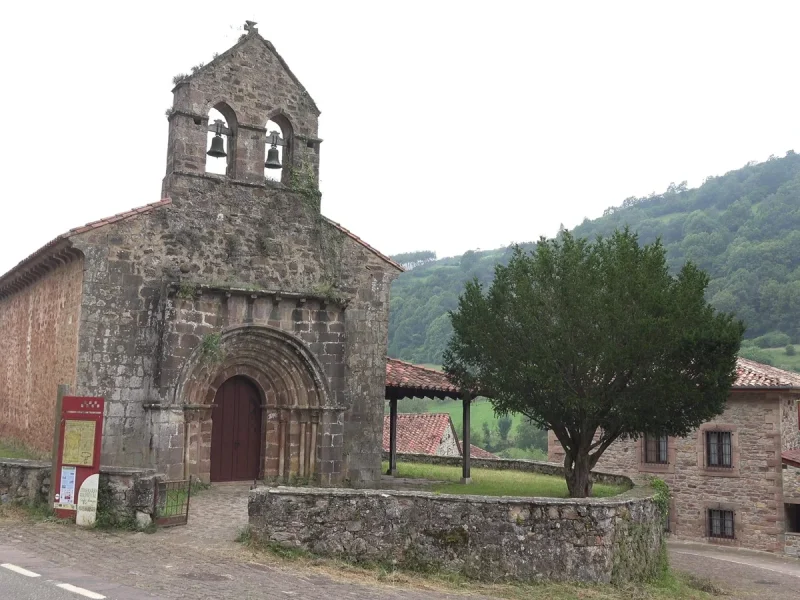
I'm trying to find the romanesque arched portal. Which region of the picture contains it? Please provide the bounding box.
[175,325,341,483]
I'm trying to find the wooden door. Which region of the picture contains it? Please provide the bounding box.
[210,376,262,482]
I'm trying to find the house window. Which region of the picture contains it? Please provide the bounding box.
[708,509,735,539]
[706,431,732,467]
[644,434,669,464]
[787,504,800,533]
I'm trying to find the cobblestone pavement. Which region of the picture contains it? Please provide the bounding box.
[0,483,487,600]
[669,540,800,599]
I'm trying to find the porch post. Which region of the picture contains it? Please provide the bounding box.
[388,396,398,476]
[461,393,471,484]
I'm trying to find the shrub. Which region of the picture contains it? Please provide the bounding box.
[753,331,791,348]
[787,344,796,356]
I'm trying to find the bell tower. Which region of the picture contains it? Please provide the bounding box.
[162,21,322,197]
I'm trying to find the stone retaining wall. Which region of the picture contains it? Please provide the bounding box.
[0,459,162,522]
[249,485,663,584]
[381,451,632,488]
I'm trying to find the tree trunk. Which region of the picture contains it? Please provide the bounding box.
[564,450,593,498]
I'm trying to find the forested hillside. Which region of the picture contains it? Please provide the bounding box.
[389,151,800,365]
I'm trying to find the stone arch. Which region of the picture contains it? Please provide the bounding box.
[265,108,294,185]
[176,325,341,483]
[205,101,239,177]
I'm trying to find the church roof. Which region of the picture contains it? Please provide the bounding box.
[0,199,171,298]
[323,218,403,271]
[0,196,402,298]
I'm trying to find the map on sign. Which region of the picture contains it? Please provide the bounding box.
[62,420,96,466]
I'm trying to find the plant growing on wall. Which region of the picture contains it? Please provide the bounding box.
[200,333,224,364]
[176,282,197,300]
[444,229,744,498]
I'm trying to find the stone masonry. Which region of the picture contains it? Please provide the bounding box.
[248,484,664,585]
[0,23,402,486]
[0,458,160,522]
[549,389,800,554]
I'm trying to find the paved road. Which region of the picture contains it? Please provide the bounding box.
[1,544,162,599]
[0,484,483,600]
[669,540,800,599]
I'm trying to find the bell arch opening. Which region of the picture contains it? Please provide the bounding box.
[176,326,342,484]
[264,113,293,185]
[205,102,238,176]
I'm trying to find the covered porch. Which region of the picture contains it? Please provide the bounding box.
[384,358,475,483]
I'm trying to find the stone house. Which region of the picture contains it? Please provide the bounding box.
[548,357,800,554]
[0,23,403,486]
[380,413,497,459]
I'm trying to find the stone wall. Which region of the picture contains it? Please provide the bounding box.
[548,392,791,552]
[0,459,161,522]
[780,396,800,451]
[0,459,50,505]
[248,485,663,584]
[383,452,632,488]
[785,533,800,557]
[784,463,800,503]
[0,259,83,453]
[436,424,460,457]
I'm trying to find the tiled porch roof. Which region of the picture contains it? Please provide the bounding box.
[385,358,460,395]
[782,449,800,468]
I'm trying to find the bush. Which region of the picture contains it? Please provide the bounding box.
[753,331,791,348]
[787,344,796,356]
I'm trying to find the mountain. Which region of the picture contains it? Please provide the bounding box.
[388,151,800,366]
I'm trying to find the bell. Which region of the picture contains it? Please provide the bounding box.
[207,134,226,158]
[265,146,282,169]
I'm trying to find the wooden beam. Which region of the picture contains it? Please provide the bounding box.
[387,397,398,476]
[461,393,472,484]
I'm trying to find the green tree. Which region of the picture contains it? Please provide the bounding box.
[515,420,548,451]
[444,230,744,497]
[497,414,513,443]
[481,421,492,450]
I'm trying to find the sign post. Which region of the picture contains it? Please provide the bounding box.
[53,396,104,526]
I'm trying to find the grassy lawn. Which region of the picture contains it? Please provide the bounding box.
[384,461,628,498]
[0,438,45,460]
[746,346,800,373]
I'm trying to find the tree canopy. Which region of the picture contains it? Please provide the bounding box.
[389,151,800,366]
[443,230,744,497]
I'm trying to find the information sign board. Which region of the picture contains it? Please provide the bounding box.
[53,397,104,523]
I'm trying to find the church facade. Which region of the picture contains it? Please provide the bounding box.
[0,23,402,485]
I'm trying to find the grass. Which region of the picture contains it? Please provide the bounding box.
[0,438,46,460]
[383,461,628,498]
[744,345,800,373]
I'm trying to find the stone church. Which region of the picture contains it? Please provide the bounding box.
[0,23,402,485]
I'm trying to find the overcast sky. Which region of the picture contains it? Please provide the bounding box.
[1,1,798,275]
